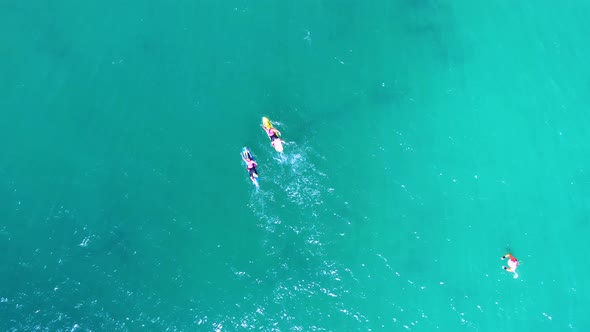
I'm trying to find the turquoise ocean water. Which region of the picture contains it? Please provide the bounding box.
[1,0,590,330]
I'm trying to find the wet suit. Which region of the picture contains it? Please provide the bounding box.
[243,151,258,179]
[266,128,280,142]
[248,163,258,177]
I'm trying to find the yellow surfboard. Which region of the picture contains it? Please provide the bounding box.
[262,117,273,130]
[262,117,283,152]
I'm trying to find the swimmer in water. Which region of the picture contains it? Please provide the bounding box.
[242,154,258,183]
[501,253,519,279]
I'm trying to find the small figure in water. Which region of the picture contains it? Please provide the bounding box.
[261,117,285,152]
[501,253,519,279]
[265,126,283,148]
[242,153,258,183]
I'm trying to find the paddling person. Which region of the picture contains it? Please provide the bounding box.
[261,117,285,152]
[241,150,258,183]
[265,126,281,140]
[265,126,283,147]
[501,253,519,278]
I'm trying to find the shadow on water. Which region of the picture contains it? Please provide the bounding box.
[74,222,137,276]
[368,81,410,108]
[398,0,468,67]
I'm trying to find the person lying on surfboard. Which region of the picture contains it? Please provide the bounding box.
[501,253,519,279]
[261,117,285,152]
[265,126,281,143]
[241,150,258,183]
